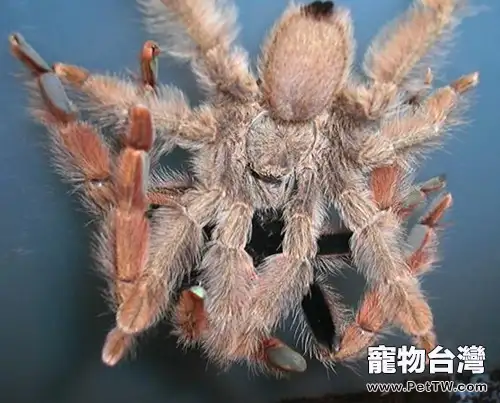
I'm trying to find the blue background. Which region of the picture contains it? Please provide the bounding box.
[0,1,498,402]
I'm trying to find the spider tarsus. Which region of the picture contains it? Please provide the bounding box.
[420,192,452,227]
[9,32,52,75]
[264,339,307,373]
[419,174,447,194]
[302,1,335,19]
[140,40,161,89]
[116,292,158,335]
[38,72,78,123]
[101,327,134,366]
[451,72,480,94]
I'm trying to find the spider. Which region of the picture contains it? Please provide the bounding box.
[9,0,478,375]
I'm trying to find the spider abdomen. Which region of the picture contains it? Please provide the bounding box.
[259,3,353,121]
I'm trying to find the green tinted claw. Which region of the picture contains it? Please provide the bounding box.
[189,285,207,300]
[265,340,307,373]
[38,72,78,122]
[9,33,52,75]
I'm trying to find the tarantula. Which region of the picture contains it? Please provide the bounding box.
[9,0,478,375]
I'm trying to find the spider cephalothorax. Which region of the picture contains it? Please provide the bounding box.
[10,0,478,375]
[245,114,317,184]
